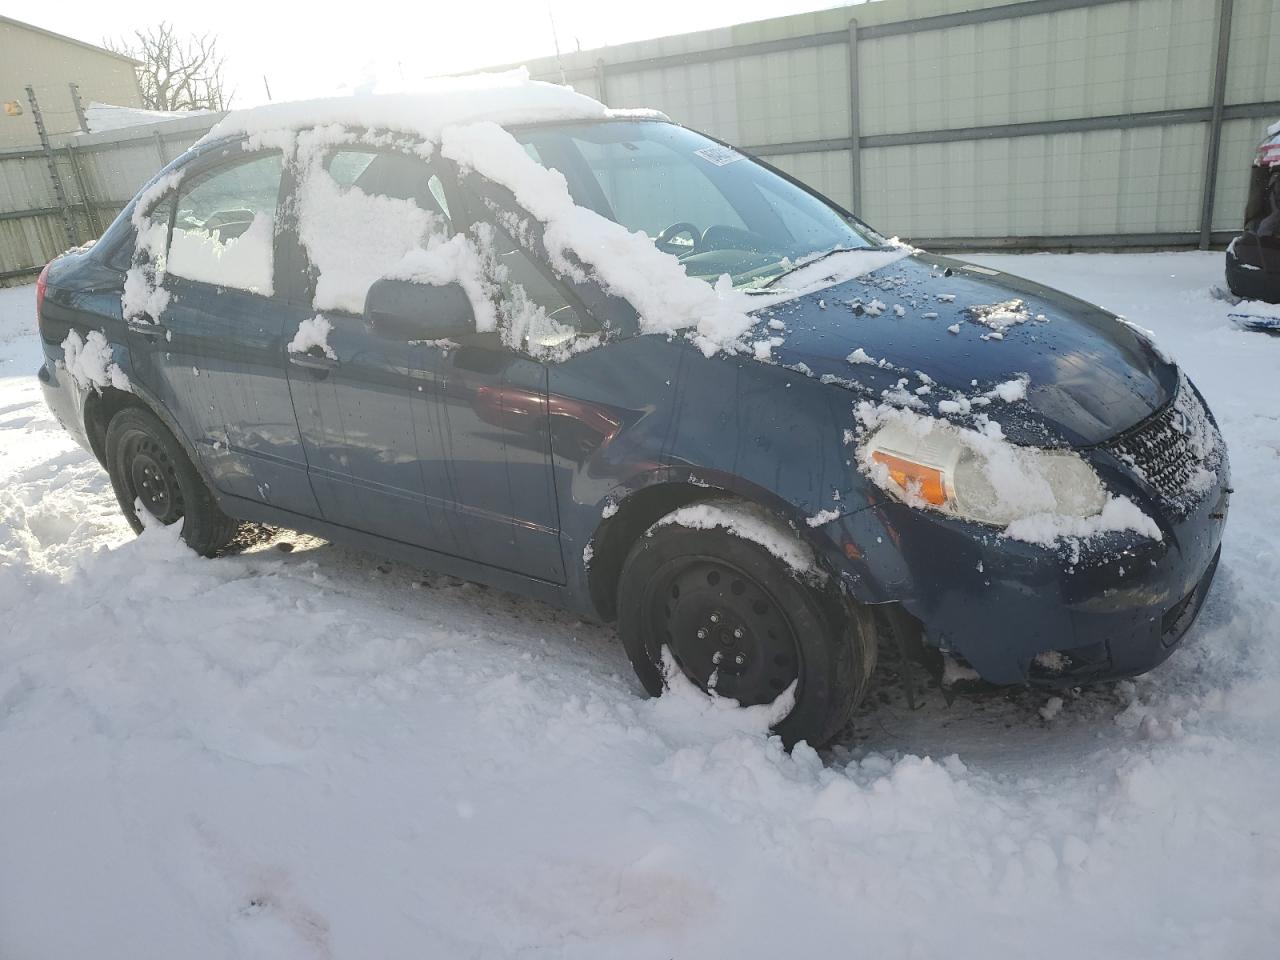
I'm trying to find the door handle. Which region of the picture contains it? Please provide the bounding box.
[127,320,167,341]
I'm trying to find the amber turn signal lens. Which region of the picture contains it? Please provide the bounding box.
[870,451,948,506]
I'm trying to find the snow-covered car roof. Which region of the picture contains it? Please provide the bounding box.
[180,68,902,362]
[199,69,664,148]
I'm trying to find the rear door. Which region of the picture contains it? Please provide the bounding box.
[125,144,321,517]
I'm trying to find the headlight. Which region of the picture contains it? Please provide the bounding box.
[862,416,1107,526]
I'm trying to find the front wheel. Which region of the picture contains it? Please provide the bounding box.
[617,506,876,746]
[104,405,240,556]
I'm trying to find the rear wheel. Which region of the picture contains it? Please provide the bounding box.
[104,405,239,556]
[617,508,876,746]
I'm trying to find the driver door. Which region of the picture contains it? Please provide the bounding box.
[283,142,566,582]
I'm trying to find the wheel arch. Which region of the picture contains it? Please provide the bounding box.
[83,383,208,486]
[584,470,861,621]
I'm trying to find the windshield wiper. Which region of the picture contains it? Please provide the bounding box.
[760,245,893,289]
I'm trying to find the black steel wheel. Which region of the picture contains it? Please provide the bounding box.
[647,556,802,708]
[104,405,240,556]
[617,506,876,747]
[124,434,185,525]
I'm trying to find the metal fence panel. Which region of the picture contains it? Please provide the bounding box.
[0,114,218,283]
[513,0,1278,250]
[858,0,1218,136]
[605,60,748,143]
[767,150,856,211]
[1213,116,1270,231]
[1226,0,1280,103]
[4,0,1279,282]
[860,123,1207,237]
[0,153,57,213]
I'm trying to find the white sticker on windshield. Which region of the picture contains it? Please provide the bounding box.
[694,145,745,166]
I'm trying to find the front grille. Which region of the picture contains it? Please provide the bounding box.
[1105,375,1224,513]
[1112,405,1198,499]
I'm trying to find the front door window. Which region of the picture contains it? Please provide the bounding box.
[297,146,452,314]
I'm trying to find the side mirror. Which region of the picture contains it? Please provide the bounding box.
[364,278,475,342]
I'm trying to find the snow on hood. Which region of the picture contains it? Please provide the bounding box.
[199,69,611,149]
[760,254,1177,447]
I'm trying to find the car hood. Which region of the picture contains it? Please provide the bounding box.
[752,252,1177,447]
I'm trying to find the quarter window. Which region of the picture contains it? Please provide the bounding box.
[168,151,283,295]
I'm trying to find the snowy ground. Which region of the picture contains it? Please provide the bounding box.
[1,251,1278,958]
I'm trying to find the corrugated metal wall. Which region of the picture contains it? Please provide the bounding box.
[3,0,1277,282]
[510,0,1280,249]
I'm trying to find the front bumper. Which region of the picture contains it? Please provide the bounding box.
[1226,235,1280,304]
[821,462,1229,687]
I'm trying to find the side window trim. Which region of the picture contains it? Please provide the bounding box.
[133,187,178,266]
[111,173,180,273]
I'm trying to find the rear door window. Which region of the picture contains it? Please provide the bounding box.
[167,151,283,294]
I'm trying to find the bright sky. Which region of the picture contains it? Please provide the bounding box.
[27,0,858,108]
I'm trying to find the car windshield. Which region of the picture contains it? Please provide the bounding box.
[515,120,885,289]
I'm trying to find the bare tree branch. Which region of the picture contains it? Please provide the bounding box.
[104,23,233,112]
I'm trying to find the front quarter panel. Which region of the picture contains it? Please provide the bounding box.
[545,335,883,599]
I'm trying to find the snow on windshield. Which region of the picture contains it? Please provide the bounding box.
[442,119,761,356]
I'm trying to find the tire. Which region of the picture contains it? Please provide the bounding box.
[104,405,240,557]
[617,511,877,747]
[1226,243,1280,303]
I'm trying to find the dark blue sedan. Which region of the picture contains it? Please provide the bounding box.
[36,83,1229,745]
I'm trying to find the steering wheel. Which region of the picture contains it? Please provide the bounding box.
[655,222,702,256]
